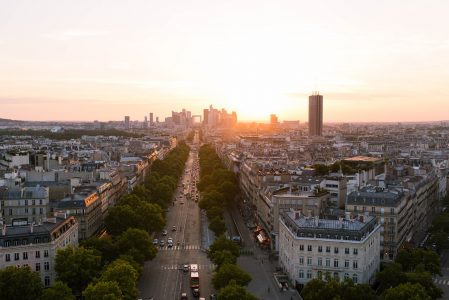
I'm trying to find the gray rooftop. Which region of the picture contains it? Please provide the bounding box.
[346,186,404,207]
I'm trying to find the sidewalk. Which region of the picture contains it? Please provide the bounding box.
[229,206,301,300]
[200,209,215,250]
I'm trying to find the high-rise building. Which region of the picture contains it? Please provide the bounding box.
[270,114,278,125]
[203,109,209,126]
[149,113,154,125]
[308,93,323,136]
[124,116,130,129]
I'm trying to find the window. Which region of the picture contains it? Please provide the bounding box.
[44,262,50,271]
[318,246,323,253]
[39,199,43,205]
[334,259,339,268]
[353,248,358,255]
[39,208,43,215]
[307,257,312,266]
[35,251,40,258]
[23,252,28,260]
[299,256,304,265]
[307,245,312,252]
[344,273,349,280]
[345,248,350,254]
[334,247,339,254]
[35,263,41,272]
[362,206,366,212]
[5,254,10,262]
[353,260,358,269]
[14,253,20,261]
[44,276,50,287]
[326,246,331,253]
[317,271,322,278]
[390,208,394,214]
[307,270,312,279]
[326,258,330,267]
[345,260,349,268]
[371,206,375,213]
[352,274,358,283]
[300,245,304,251]
[299,270,304,279]
[25,207,29,214]
[44,250,49,257]
[333,272,339,279]
[354,206,358,212]
[318,257,322,266]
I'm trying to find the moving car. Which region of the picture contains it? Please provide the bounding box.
[181,292,188,300]
[153,239,159,245]
[183,264,189,272]
[162,230,168,236]
[172,226,177,231]
[159,240,165,247]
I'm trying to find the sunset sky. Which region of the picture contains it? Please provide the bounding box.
[1,0,448,122]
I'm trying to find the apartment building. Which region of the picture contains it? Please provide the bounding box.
[0,186,50,225]
[0,216,78,286]
[279,211,380,288]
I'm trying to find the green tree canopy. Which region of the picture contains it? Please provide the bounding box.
[396,248,441,275]
[208,234,240,259]
[0,266,43,300]
[217,280,258,300]
[115,228,157,264]
[212,263,252,290]
[210,250,238,269]
[384,283,431,300]
[209,216,227,236]
[83,281,123,300]
[39,281,74,300]
[55,246,102,295]
[100,259,139,300]
[80,236,118,266]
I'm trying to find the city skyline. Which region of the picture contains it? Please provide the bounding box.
[1,1,449,122]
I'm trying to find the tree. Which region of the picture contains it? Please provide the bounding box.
[376,263,407,293]
[100,259,138,300]
[313,164,330,176]
[208,234,240,259]
[105,205,140,236]
[217,280,258,300]
[80,236,118,266]
[55,246,102,295]
[396,248,441,275]
[301,277,375,300]
[384,283,431,300]
[212,263,252,290]
[210,250,237,269]
[83,281,122,300]
[405,271,443,299]
[40,281,74,300]
[0,266,43,300]
[209,216,226,236]
[115,228,157,264]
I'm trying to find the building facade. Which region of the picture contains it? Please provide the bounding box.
[279,211,380,288]
[0,216,78,287]
[308,93,323,136]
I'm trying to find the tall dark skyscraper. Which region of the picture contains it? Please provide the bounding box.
[308,93,323,136]
[124,116,130,129]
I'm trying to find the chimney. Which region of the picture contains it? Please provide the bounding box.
[2,224,6,236]
[345,211,351,221]
[295,212,300,220]
[308,209,312,218]
[359,215,364,223]
[364,211,369,221]
[30,223,34,233]
[338,216,344,228]
[314,216,319,227]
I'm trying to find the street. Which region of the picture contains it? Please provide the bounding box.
[138,132,214,300]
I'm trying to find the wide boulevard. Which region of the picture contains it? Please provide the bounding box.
[138,132,213,300]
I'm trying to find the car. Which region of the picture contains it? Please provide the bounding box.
[162,230,168,236]
[168,237,173,243]
[180,201,185,205]
[193,288,200,297]
[159,240,165,247]
[153,239,159,245]
[172,226,177,231]
[181,292,188,300]
[183,264,189,272]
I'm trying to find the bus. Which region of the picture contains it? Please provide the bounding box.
[190,264,199,289]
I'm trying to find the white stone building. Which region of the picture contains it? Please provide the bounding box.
[0,216,78,287]
[279,211,380,289]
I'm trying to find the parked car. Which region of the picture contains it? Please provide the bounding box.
[162,230,168,236]
[159,240,165,247]
[153,239,159,245]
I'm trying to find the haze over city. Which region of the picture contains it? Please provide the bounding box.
[1,0,449,122]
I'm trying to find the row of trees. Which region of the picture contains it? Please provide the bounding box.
[198,144,239,236]
[207,235,257,300]
[0,142,191,300]
[312,160,375,176]
[0,128,143,140]
[300,248,442,300]
[427,194,449,252]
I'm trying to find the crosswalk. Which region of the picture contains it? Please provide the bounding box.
[160,264,216,271]
[433,278,449,286]
[158,245,201,251]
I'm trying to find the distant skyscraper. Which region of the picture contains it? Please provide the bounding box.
[203,109,209,126]
[270,114,278,125]
[308,93,323,136]
[149,113,154,125]
[124,116,130,129]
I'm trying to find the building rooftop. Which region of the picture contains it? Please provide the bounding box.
[346,186,405,207]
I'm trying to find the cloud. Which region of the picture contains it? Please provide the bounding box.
[42,29,110,41]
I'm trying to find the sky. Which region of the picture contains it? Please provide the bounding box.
[1,0,449,123]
